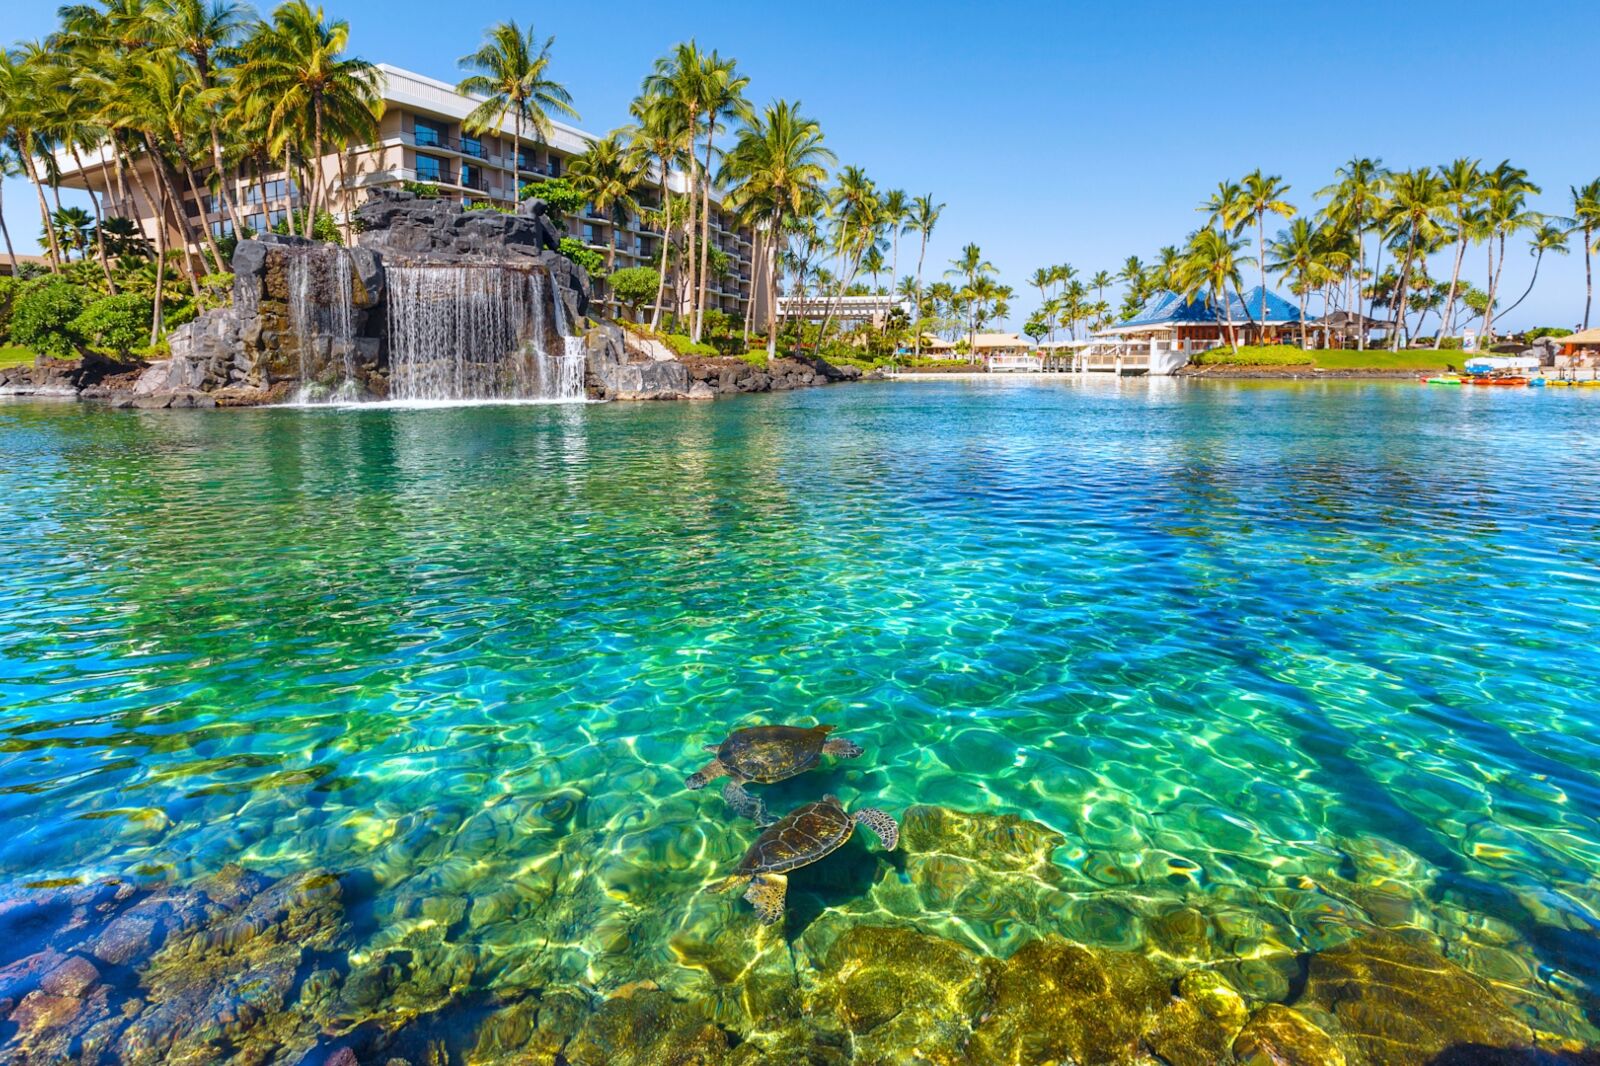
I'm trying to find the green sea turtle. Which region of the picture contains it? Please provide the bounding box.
[685,724,863,825]
[708,794,898,924]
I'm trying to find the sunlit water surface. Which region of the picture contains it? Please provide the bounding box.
[3,379,1600,1040]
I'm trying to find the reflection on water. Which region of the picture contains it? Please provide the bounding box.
[2,380,1600,1061]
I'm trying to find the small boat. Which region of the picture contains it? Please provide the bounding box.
[1464,376,1528,386]
[1423,375,1463,385]
[1529,378,1548,388]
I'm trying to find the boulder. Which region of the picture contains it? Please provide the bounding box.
[688,381,716,400]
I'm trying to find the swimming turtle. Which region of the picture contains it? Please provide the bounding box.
[685,724,863,825]
[707,794,898,924]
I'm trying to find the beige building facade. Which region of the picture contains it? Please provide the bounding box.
[53,64,765,324]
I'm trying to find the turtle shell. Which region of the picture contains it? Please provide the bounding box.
[737,798,853,875]
[718,724,832,783]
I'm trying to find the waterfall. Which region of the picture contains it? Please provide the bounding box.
[386,264,586,403]
[286,247,359,402]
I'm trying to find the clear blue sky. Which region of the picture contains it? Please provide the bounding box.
[5,0,1597,330]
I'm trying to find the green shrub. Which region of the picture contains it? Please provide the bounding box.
[273,210,342,244]
[400,180,441,198]
[1192,345,1315,366]
[520,177,586,214]
[10,278,89,358]
[0,276,19,340]
[558,237,605,280]
[1526,326,1574,342]
[664,333,718,358]
[607,266,659,319]
[463,201,513,214]
[71,293,152,356]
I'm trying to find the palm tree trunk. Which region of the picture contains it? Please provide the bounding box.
[1393,233,1416,352]
[912,234,927,358]
[693,126,716,343]
[1355,224,1367,351]
[149,212,168,346]
[70,145,118,293]
[310,104,326,239]
[1435,234,1467,349]
[765,210,781,358]
[1485,235,1504,339]
[648,181,671,330]
[1258,214,1268,327]
[1499,250,1546,319]
[682,115,699,333]
[336,148,354,245]
[208,122,245,235]
[0,183,16,273]
[20,141,63,272]
[143,136,204,298]
[1584,229,1593,331]
[180,154,229,273]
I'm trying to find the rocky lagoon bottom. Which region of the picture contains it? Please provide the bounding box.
[1,379,1599,1065]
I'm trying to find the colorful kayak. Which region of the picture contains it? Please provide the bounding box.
[1423,375,1463,385]
[1465,376,1528,386]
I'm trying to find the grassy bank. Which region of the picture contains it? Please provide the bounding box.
[0,345,37,369]
[1192,345,1454,372]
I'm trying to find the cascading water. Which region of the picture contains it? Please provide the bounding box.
[385,263,586,403]
[286,247,359,402]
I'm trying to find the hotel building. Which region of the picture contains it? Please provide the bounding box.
[52,64,765,323]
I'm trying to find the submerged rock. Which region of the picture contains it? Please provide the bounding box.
[966,935,1168,1065]
[1298,931,1534,1065]
[563,985,734,1066]
[1234,1004,1346,1066]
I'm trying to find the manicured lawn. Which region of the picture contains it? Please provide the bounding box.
[0,345,37,369]
[1313,349,1456,372]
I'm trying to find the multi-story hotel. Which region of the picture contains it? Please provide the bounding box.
[53,64,764,323]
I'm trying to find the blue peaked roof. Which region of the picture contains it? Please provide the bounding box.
[1115,286,1304,330]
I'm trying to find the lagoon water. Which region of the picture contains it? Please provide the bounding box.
[3,379,1600,1057]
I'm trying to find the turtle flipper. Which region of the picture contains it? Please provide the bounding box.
[852,807,899,850]
[822,736,863,758]
[723,780,772,826]
[744,873,788,925]
[686,758,730,791]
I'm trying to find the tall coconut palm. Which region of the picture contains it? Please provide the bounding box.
[1480,161,1540,340]
[905,192,943,357]
[642,43,710,332]
[157,0,252,235]
[1434,158,1485,348]
[688,51,748,343]
[457,19,577,202]
[1176,227,1252,348]
[1382,167,1447,349]
[1497,221,1570,321]
[238,1,382,238]
[879,188,907,300]
[1089,269,1113,308]
[1266,217,1319,348]
[0,47,65,271]
[1569,179,1600,330]
[623,91,690,330]
[1318,157,1386,349]
[1239,170,1295,327]
[946,243,996,355]
[0,142,20,272]
[816,164,880,345]
[719,98,832,357]
[568,131,643,272]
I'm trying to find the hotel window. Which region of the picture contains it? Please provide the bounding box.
[582,224,597,244]
[210,218,235,238]
[415,154,445,182]
[545,158,561,177]
[517,150,533,172]
[460,135,484,159]
[414,120,444,149]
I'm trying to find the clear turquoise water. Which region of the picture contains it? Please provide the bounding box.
[3,380,1600,1039]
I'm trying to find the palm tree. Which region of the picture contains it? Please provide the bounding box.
[1176,227,1253,348]
[880,188,907,300]
[1318,158,1386,349]
[623,92,689,330]
[47,205,96,261]
[1434,158,1485,348]
[905,193,942,357]
[642,43,711,334]
[1089,269,1113,308]
[0,46,65,271]
[1570,179,1600,330]
[1238,171,1295,328]
[719,99,831,357]
[689,50,748,343]
[0,142,19,272]
[158,0,252,235]
[1480,161,1540,340]
[1266,217,1319,348]
[238,1,382,238]
[817,164,880,345]
[1382,167,1446,349]
[1497,221,1570,321]
[569,132,644,272]
[946,243,996,355]
[457,19,577,203]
